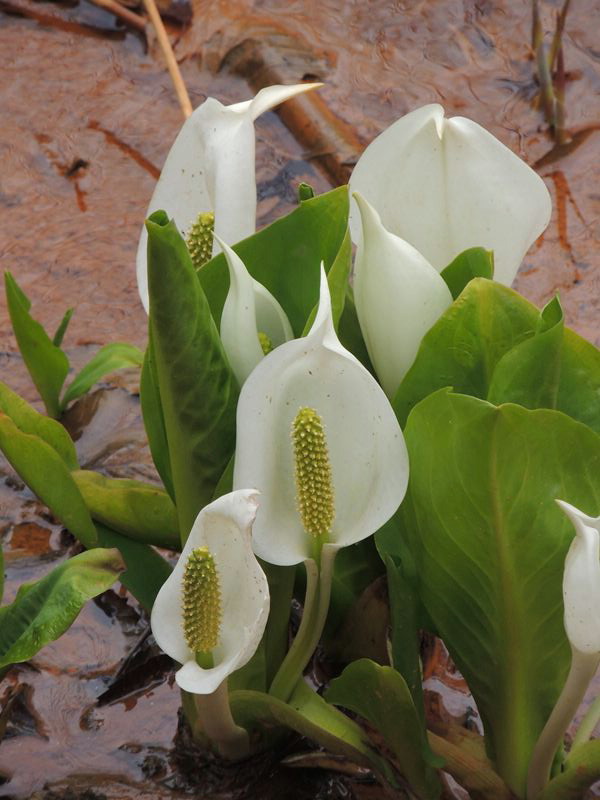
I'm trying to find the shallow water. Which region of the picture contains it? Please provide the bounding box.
[0,0,599,796]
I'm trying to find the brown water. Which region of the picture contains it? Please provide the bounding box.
[1,0,599,797]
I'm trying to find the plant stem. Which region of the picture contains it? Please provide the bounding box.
[571,691,600,751]
[268,545,337,702]
[189,680,250,760]
[527,647,599,799]
[141,0,192,119]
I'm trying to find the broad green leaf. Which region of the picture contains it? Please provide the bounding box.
[95,524,171,613]
[326,659,442,799]
[198,187,350,336]
[393,278,538,426]
[140,333,174,500]
[52,307,74,347]
[4,272,69,418]
[302,228,352,335]
[61,342,144,409]
[394,278,600,433]
[337,288,374,372]
[401,389,600,796]
[230,679,397,786]
[72,470,179,550]
[0,414,97,548]
[0,381,78,469]
[440,247,494,300]
[0,548,124,668]
[538,740,600,799]
[146,212,238,538]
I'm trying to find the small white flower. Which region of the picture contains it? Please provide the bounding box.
[349,104,551,286]
[233,267,408,566]
[150,489,269,694]
[137,83,321,311]
[557,500,600,655]
[353,192,453,398]
[217,235,293,386]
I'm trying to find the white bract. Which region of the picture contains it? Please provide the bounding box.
[217,235,293,386]
[150,489,269,694]
[233,266,409,567]
[137,83,321,311]
[353,192,453,398]
[557,500,600,655]
[349,103,552,286]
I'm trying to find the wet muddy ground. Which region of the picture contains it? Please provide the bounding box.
[1,0,599,797]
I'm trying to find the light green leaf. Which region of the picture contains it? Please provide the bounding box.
[230,679,397,786]
[0,381,78,469]
[539,740,600,800]
[326,659,442,799]
[440,247,494,300]
[0,548,124,668]
[61,342,144,409]
[401,389,600,796]
[146,211,238,539]
[0,413,97,548]
[4,272,69,418]
[72,470,179,550]
[198,187,350,336]
[140,332,174,500]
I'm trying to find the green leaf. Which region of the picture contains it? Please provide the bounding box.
[0,548,124,668]
[0,414,97,548]
[140,333,174,500]
[198,187,350,336]
[326,659,442,799]
[393,278,600,433]
[0,381,78,469]
[4,272,69,418]
[337,287,374,372]
[95,524,171,613]
[440,247,494,300]
[146,212,238,538]
[61,342,144,409]
[302,228,352,335]
[72,470,179,550]
[539,740,600,800]
[230,680,397,786]
[52,308,74,347]
[298,182,315,201]
[401,389,600,796]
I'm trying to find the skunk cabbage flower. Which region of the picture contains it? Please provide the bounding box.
[150,490,269,694]
[349,104,552,287]
[217,235,293,386]
[558,500,600,655]
[137,83,321,311]
[233,267,408,566]
[353,192,453,398]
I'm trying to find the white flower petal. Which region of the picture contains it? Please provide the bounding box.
[137,83,322,312]
[150,489,270,694]
[349,104,551,286]
[557,499,600,655]
[233,267,408,566]
[218,236,293,386]
[353,192,453,398]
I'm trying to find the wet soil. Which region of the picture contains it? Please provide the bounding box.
[0,0,599,797]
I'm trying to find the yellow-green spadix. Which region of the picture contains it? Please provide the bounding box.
[348,103,551,287]
[217,235,293,386]
[136,82,322,312]
[233,266,409,566]
[150,490,269,694]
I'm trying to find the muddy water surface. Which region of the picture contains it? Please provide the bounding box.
[1,0,599,797]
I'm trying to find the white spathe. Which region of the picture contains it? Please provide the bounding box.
[557,500,600,655]
[348,103,552,287]
[233,266,409,567]
[217,235,293,386]
[137,83,321,312]
[353,192,453,398]
[150,489,270,694]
